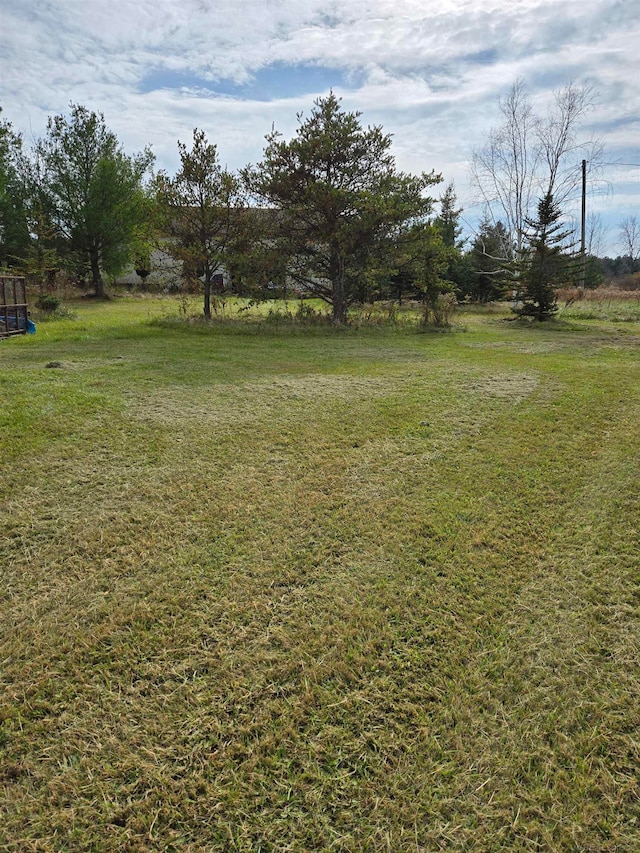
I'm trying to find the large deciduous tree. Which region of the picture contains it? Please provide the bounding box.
[37,104,153,296]
[244,93,441,323]
[156,129,244,319]
[471,80,602,259]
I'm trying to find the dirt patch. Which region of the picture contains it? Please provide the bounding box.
[464,373,540,402]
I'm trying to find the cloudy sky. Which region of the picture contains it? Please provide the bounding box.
[1,0,638,254]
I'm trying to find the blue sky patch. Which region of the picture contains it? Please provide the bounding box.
[141,63,350,101]
[463,49,499,65]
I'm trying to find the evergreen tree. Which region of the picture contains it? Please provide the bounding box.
[566,254,603,290]
[156,129,244,319]
[468,217,513,302]
[17,147,62,291]
[245,93,440,323]
[434,181,471,299]
[0,109,30,269]
[434,181,463,249]
[516,192,572,320]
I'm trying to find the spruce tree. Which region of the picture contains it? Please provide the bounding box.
[516,192,572,321]
[469,216,513,302]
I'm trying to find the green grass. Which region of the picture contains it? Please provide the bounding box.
[1,297,639,851]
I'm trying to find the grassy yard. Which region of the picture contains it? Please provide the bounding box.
[1,297,639,851]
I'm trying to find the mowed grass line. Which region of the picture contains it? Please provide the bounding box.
[1,300,639,851]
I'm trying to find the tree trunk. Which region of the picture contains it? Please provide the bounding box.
[90,251,104,298]
[203,278,212,320]
[332,294,347,323]
[330,248,347,323]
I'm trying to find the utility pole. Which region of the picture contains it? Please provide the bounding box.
[579,159,586,293]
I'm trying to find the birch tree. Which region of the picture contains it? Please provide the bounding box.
[619,215,639,269]
[471,80,602,258]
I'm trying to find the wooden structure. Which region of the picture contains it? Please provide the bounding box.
[0,276,29,338]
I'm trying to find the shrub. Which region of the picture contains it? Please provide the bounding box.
[433,292,457,326]
[35,293,61,312]
[421,292,457,328]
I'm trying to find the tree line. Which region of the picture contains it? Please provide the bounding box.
[0,83,629,323]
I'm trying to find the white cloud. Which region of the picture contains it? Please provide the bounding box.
[1,0,638,253]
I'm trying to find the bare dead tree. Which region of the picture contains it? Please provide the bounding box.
[567,211,607,258]
[471,79,604,260]
[470,80,539,256]
[586,212,606,257]
[619,215,639,263]
[538,82,600,203]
